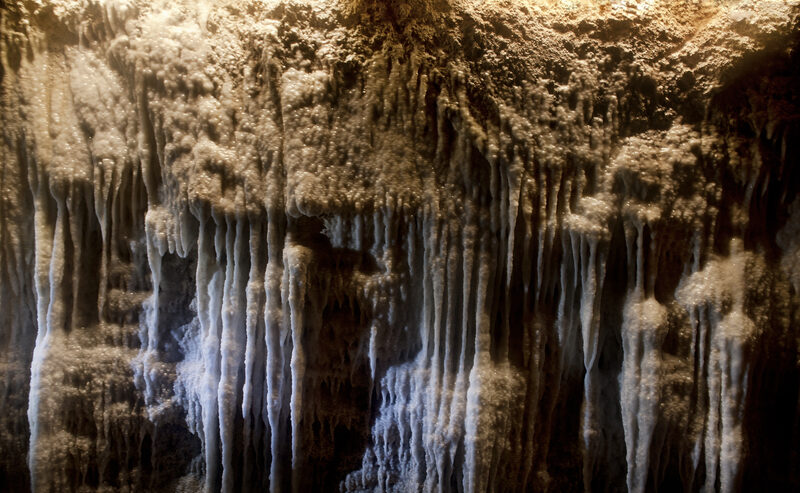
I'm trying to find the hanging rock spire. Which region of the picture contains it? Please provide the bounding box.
[1,1,799,492]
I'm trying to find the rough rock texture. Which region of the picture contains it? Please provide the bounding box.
[1,0,799,491]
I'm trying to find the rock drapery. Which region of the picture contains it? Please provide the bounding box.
[1,0,799,491]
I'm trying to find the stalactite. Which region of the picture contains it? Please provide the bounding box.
[1,0,799,492]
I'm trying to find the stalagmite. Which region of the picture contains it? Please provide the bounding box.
[1,0,800,492]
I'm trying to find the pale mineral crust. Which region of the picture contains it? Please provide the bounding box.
[1,0,799,492]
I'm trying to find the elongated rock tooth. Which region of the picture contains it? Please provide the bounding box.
[1,1,799,492]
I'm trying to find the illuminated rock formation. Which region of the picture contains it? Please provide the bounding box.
[1,0,799,491]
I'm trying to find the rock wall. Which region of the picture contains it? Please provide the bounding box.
[1,0,799,491]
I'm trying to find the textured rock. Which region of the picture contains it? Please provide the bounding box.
[1,0,799,491]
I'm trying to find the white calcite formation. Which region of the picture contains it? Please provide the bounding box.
[1,0,799,491]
